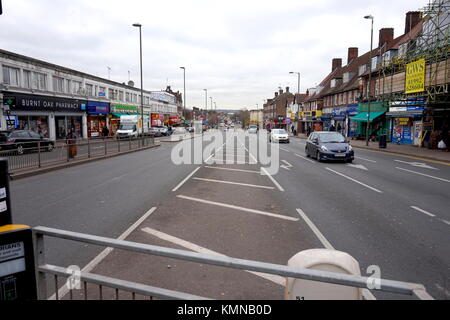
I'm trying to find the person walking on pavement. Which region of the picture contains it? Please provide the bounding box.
[102,126,109,139]
[329,124,336,132]
[66,129,77,159]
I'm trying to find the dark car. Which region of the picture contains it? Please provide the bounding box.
[0,130,55,155]
[305,132,354,163]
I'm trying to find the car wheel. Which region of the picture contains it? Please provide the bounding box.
[316,151,322,162]
[47,143,54,152]
[347,159,353,163]
[17,145,24,155]
[305,147,310,157]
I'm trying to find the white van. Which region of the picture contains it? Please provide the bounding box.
[116,115,149,139]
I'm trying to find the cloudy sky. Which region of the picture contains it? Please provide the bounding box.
[1,0,427,109]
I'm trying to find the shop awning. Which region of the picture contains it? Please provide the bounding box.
[351,112,385,123]
[112,113,131,118]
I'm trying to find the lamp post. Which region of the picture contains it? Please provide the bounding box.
[132,23,144,136]
[203,89,208,131]
[364,15,374,147]
[180,67,186,123]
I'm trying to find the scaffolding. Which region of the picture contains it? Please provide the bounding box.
[376,0,450,104]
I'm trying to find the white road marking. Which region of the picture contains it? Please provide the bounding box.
[326,168,383,193]
[296,209,334,250]
[411,206,436,218]
[294,153,315,164]
[172,167,201,192]
[296,208,376,301]
[355,156,377,163]
[394,160,438,170]
[396,167,450,183]
[281,160,293,171]
[177,195,298,221]
[203,166,260,174]
[141,227,285,286]
[279,147,291,153]
[440,219,450,226]
[49,207,158,300]
[347,164,369,171]
[192,177,275,190]
[204,143,226,163]
[261,167,285,192]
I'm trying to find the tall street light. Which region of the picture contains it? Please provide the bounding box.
[180,67,186,122]
[132,23,144,136]
[289,72,301,97]
[364,15,374,147]
[203,89,208,128]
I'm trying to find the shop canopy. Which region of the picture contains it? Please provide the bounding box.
[351,112,385,123]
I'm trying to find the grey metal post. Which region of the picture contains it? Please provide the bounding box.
[105,139,107,156]
[34,232,48,300]
[87,138,91,159]
[365,15,374,146]
[133,23,144,139]
[38,142,41,168]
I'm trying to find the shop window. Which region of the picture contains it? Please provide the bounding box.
[73,81,82,94]
[17,116,49,138]
[86,84,94,97]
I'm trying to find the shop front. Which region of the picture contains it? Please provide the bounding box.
[301,111,323,133]
[151,114,164,127]
[110,104,139,135]
[2,92,86,140]
[387,102,426,145]
[350,102,389,140]
[332,104,359,137]
[169,115,182,127]
[86,101,110,138]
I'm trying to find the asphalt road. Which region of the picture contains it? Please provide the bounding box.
[9,130,450,300]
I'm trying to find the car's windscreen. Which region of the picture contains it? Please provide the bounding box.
[119,125,136,131]
[273,130,287,135]
[319,133,346,143]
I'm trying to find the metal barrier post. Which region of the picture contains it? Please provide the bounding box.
[34,232,47,300]
[118,139,121,153]
[87,138,91,159]
[129,137,132,150]
[105,139,107,156]
[38,142,42,168]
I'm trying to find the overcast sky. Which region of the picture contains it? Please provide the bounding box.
[1,0,428,110]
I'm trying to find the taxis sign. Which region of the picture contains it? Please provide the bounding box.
[405,59,426,94]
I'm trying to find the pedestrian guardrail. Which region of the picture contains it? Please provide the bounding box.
[33,227,434,301]
[0,136,156,173]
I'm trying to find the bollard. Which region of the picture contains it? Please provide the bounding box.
[0,159,37,301]
[285,249,363,300]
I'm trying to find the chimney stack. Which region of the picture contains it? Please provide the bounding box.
[379,28,394,48]
[405,11,422,34]
[347,47,359,64]
[332,58,342,72]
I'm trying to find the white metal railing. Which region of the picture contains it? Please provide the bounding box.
[33,226,434,301]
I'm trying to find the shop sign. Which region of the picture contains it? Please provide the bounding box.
[87,101,110,115]
[3,93,84,112]
[397,118,410,125]
[405,59,426,94]
[389,106,424,112]
[111,104,138,114]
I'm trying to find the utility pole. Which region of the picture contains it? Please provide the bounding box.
[364,15,374,147]
[132,23,144,137]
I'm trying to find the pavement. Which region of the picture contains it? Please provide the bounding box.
[11,130,450,300]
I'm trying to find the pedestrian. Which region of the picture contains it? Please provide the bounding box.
[337,124,342,134]
[102,126,109,138]
[66,129,77,159]
[329,124,336,132]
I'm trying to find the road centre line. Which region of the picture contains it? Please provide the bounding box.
[411,206,436,218]
[295,209,376,300]
[261,167,285,192]
[141,227,285,286]
[326,168,383,193]
[192,177,275,190]
[172,167,201,192]
[203,166,260,174]
[49,207,158,300]
[294,153,315,164]
[396,167,450,183]
[176,195,298,222]
[279,147,291,153]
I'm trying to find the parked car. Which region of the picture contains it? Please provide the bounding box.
[172,127,187,135]
[149,127,162,137]
[0,130,55,155]
[305,132,354,163]
[186,127,195,133]
[269,129,290,143]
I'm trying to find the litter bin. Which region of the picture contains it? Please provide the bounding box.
[379,134,387,149]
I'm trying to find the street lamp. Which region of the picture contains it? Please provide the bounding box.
[132,23,144,137]
[289,72,301,97]
[180,67,186,122]
[364,15,374,147]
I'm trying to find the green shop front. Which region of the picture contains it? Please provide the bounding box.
[350,102,390,141]
[110,104,140,135]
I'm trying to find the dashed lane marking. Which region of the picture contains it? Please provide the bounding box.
[396,167,450,183]
[326,168,383,193]
[172,167,201,192]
